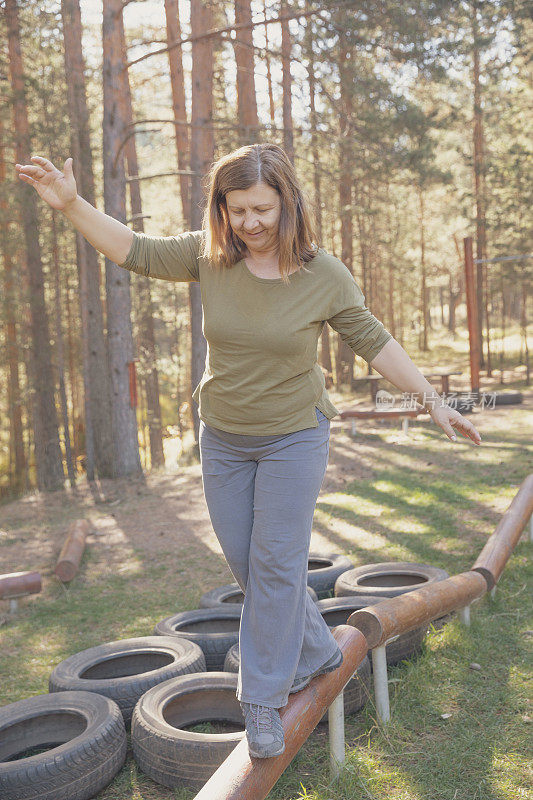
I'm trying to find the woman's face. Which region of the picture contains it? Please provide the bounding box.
[225,182,281,252]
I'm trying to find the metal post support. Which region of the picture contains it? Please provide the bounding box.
[459,604,471,626]
[9,598,18,614]
[401,418,409,434]
[490,587,497,600]
[371,645,390,724]
[328,690,345,780]
[351,420,357,437]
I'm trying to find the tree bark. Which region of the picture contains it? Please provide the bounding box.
[263,0,276,125]
[102,0,142,477]
[304,8,331,377]
[336,31,354,385]
[164,0,191,223]
[189,0,214,448]
[418,187,429,351]
[118,15,165,469]
[61,0,115,480]
[472,0,487,368]
[280,0,294,163]
[0,116,26,494]
[51,212,77,487]
[6,0,65,491]
[233,0,258,144]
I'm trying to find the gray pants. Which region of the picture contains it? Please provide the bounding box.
[199,407,339,708]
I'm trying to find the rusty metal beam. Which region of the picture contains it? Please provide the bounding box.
[347,571,487,649]
[472,473,533,589]
[193,624,368,800]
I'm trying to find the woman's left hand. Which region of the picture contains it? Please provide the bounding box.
[429,404,482,445]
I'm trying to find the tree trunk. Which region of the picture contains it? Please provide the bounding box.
[418,187,429,351]
[164,0,191,223]
[0,117,26,494]
[102,0,142,477]
[118,15,165,469]
[304,8,331,377]
[6,0,65,491]
[189,0,214,448]
[280,0,294,164]
[233,0,258,144]
[520,280,529,385]
[499,273,506,384]
[472,0,487,368]
[51,212,77,487]
[63,272,81,463]
[263,0,276,125]
[336,33,354,385]
[61,0,115,480]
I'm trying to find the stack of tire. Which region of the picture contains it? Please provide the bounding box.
[0,552,449,796]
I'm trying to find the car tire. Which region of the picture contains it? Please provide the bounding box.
[131,672,244,790]
[493,391,523,405]
[335,561,449,598]
[0,691,126,800]
[49,636,206,725]
[200,583,318,607]
[334,562,453,631]
[154,607,242,670]
[306,551,353,597]
[316,596,429,669]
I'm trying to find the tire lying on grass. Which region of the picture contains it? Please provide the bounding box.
[200,582,318,607]
[335,561,453,629]
[222,641,371,722]
[306,551,353,597]
[0,691,126,800]
[49,636,206,725]
[131,672,244,791]
[154,607,242,670]
[316,596,429,670]
[492,391,523,405]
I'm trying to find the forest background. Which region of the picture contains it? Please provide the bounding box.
[1,0,531,499]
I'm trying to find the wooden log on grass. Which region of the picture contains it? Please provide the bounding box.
[55,519,90,582]
[0,571,42,599]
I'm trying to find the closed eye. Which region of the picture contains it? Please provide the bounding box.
[229,208,272,213]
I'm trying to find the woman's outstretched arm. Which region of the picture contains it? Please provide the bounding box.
[15,155,133,266]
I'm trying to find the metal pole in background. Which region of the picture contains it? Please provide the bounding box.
[328,691,345,779]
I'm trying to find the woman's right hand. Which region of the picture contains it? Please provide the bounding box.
[15,156,77,211]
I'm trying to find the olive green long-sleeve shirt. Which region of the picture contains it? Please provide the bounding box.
[119,229,393,434]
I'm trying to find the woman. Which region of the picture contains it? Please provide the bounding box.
[16,143,481,759]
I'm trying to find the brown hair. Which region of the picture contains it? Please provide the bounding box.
[200,143,319,284]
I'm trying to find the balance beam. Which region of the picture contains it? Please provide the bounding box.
[193,624,368,800]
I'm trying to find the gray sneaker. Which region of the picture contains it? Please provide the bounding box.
[240,701,285,758]
[289,647,344,694]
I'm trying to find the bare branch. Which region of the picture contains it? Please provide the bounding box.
[125,0,356,70]
[126,170,198,182]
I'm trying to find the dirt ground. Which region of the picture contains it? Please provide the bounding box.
[1,385,530,607]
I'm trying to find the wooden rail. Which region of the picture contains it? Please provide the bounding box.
[347,571,487,648]
[471,474,533,589]
[193,625,368,800]
[192,473,532,799]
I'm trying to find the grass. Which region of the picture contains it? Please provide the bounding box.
[0,347,531,799]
